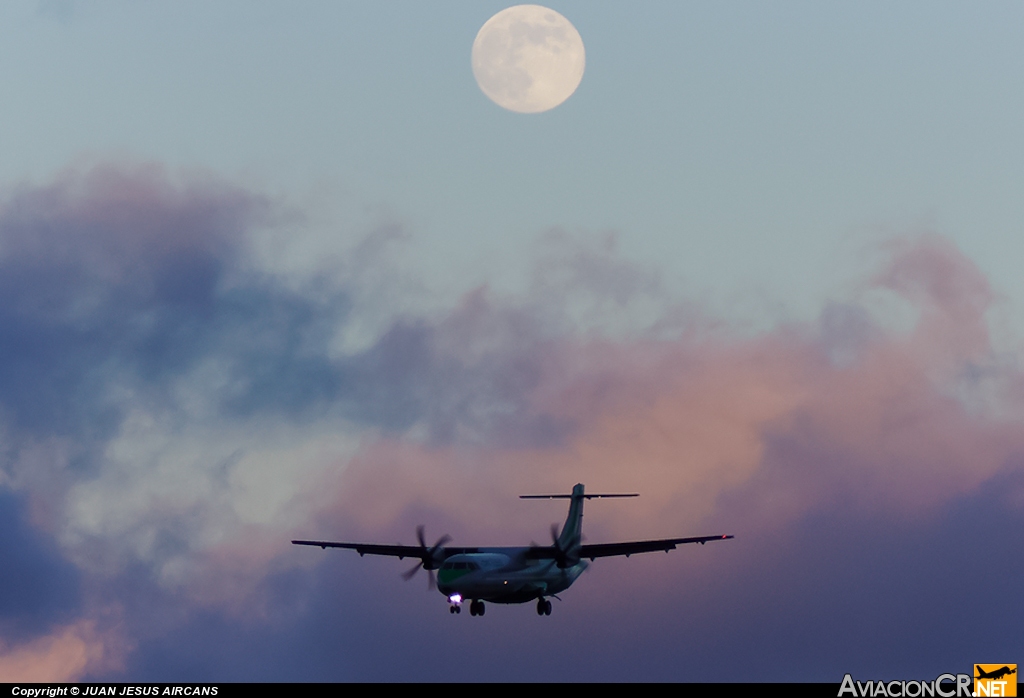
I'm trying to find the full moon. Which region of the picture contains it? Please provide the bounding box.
[472,5,586,114]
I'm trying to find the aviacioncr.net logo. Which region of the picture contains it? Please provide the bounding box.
[839,673,973,697]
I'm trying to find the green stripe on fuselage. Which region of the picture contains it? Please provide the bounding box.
[438,568,472,585]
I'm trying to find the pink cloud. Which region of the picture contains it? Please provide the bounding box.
[0,619,124,682]
[328,235,1024,545]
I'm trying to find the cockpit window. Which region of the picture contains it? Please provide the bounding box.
[442,561,481,571]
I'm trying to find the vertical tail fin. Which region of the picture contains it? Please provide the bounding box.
[557,483,587,550]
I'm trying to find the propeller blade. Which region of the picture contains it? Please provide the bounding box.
[548,523,578,568]
[402,561,423,581]
[429,534,452,554]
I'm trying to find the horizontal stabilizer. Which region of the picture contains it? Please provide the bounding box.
[520,493,638,499]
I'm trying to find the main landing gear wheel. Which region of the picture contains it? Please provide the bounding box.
[469,600,485,616]
[536,598,552,616]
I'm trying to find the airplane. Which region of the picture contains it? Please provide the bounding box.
[293,483,733,617]
[975,666,1017,681]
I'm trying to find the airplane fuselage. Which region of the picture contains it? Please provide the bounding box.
[437,550,588,604]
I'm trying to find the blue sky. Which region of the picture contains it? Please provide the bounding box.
[6,1,1024,314]
[0,1,1021,681]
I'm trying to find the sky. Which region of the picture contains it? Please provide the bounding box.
[0,0,1022,682]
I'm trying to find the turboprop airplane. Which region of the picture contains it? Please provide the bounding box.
[293,483,733,616]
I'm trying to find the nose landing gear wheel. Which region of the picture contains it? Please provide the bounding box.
[449,605,461,614]
[536,598,552,616]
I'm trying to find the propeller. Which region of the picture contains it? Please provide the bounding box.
[543,523,579,569]
[401,525,451,589]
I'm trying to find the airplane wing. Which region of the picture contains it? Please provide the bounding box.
[579,534,733,560]
[291,540,479,558]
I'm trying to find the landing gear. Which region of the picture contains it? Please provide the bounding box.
[469,599,485,616]
[536,598,552,616]
[449,604,461,614]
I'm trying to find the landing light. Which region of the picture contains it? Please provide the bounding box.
[449,594,462,604]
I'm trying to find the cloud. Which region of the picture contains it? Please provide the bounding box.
[334,236,1024,536]
[0,164,1020,680]
[0,618,123,682]
[0,490,81,640]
